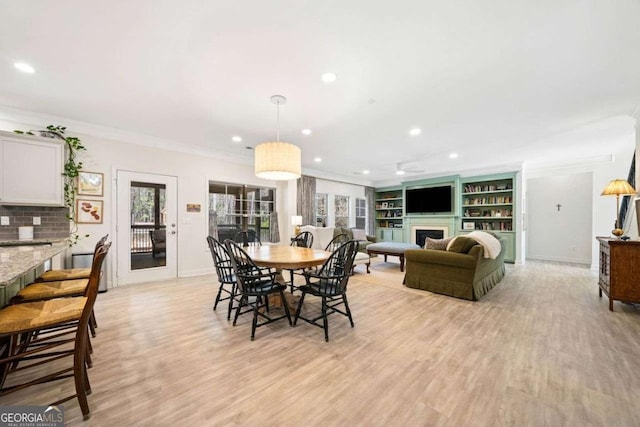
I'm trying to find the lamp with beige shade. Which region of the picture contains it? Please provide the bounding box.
[291,215,303,236]
[601,179,636,237]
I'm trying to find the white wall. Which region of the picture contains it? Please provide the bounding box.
[527,173,593,264]
[279,177,369,240]
[282,180,298,238]
[519,165,528,262]
[315,179,367,229]
[2,111,634,274]
[0,118,294,285]
[526,143,635,267]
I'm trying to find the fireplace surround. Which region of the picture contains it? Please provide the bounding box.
[411,226,449,247]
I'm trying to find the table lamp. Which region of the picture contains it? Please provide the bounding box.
[601,179,636,237]
[291,215,303,236]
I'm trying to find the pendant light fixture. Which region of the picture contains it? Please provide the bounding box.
[254,95,301,181]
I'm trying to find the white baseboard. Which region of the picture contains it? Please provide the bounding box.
[179,267,214,278]
[526,255,591,266]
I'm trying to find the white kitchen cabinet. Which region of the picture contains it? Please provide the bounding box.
[0,131,64,206]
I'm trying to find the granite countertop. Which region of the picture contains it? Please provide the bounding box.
[0,239,68,287]
[0,238,65,247]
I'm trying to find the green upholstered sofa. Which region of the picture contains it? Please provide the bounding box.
[403,238,506,301]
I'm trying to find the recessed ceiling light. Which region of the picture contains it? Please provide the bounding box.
[14,62,35,74]
[409,128,421,136]
[302,129,312,135]
[396,170,406,175]
[362,170,370,175]
[232,136,242,142]
[314,157,322,163]
[449,153,458,159]
[321,73,337,83]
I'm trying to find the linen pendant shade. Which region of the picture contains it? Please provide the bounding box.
[255,94,301,181]
[255,141,301,180]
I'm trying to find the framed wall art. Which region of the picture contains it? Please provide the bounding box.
[186,203,201,212]
[77,171,104,196]
[76,199,104,224]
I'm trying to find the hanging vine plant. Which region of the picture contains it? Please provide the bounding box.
[14,125,88,245]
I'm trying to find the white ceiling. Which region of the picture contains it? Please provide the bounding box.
[1,0,639,184]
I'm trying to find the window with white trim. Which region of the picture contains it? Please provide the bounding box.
[208,182,276,242]
[315,193,328,227]
[355,197,367,231]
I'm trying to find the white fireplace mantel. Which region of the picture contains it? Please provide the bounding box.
[410,225,449,245]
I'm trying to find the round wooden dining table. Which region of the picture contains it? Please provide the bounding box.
[244,245,329,271]
[244,245,330,309]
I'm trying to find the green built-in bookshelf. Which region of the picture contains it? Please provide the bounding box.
[459,173,516,262]
[375,187,404,242]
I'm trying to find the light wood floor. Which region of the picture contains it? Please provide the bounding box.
[2,259,640,426]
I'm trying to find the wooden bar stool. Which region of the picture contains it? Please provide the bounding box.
[11,277,99,339]
[11,279,88,303]
[23,235,108,337]
[35,235,108,282]
[0,243,110,420]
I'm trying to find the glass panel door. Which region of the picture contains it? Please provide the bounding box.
[116,170,177,285]
[130,181,166,270]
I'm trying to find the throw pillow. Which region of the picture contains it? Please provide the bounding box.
[424,237,453,250]
[351,228,367,241]
[447,236,478,254]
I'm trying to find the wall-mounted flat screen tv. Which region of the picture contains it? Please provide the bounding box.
[405,185,453,214]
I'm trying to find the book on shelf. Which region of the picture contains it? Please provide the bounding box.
[464,183,513,193]
[464,196,512,204]
[462,221,512,231]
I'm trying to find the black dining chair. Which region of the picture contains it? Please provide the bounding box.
[287,231,314,294]
[291,231,314,249]
[234,230,261,248]
[324,233,349,252]
[206,236,238,320]
[294,240,359,342]
[224,240,292,340]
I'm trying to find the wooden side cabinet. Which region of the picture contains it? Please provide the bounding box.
[597,237,640,311]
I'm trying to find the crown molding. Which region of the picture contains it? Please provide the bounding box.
[0,104,253,165]
[524,154,614,171]
[300,167,374,187]
[0,105,380,186]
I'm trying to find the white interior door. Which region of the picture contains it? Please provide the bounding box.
[116,170,178,285]
[527,172,593,264]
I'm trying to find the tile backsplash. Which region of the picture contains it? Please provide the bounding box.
[0,205,70,240]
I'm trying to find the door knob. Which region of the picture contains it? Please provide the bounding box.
[171,231,176,235]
